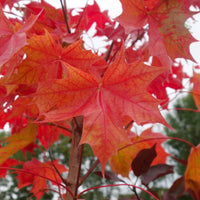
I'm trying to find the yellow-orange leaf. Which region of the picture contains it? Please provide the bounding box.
[110,128,168,177]
[185,144,200,200]
[0,123,37,165]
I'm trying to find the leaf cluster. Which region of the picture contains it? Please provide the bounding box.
[0,0,200,200]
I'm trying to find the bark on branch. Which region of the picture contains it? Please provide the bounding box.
[65,116,84,200]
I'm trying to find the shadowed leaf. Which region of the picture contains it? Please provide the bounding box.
[131,144,157,177]
[141,164,173,186]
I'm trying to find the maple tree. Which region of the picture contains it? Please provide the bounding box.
[0,0,200,199]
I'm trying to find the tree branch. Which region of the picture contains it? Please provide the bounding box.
[132,177,140,200]
[46,122,72,133]
[60,0,71,34]
[104,41,114,62]
[79,159,100,186]
[65,116,84,200]
[48,149,68,186]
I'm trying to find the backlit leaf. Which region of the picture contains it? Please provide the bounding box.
[16,158,68,199]
[0,123,37,165]
[110,128,169,177]
[185,144,200,200]
[34,46,168,171]
[0,7,40,67]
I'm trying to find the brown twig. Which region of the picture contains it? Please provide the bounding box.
[48,149,68,186]
[60,0,71,33]
[79,159,100,186]
[104,41,114,62]
[124,120,134,130]
[132,177,140,200]
[46,122,72,133]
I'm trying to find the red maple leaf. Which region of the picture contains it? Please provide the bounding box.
[0,6,40,67]
[33,45,168,170]
[69,1,112,36]
[148,62,189,108]
[38,122,71,149]
[0,158,19,178]
[16,158,68,199]
[116,0,196,64]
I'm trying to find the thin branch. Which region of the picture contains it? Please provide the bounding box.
[132,177,140,200]
[118,136,195,152]
[71,116,84,197]
[76,0,89,29]
[26,115,72,133]
[168,107,200,113]
[79,159,100,186]
[49,149,68,186]
[46,122,72,133]
[130,27,148,47]
[77,183,159,200]
[63,0,67,10]
[60,0,71,33]
[109,42,122,63]
[124,120,134,130]
[160,90,190,110]
[104,41,114,62]
[48,150,66,200]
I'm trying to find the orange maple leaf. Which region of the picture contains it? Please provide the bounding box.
[185,144,200,200]
[0,123,37,165]
[34,46,168,171]
[3,30,104,87]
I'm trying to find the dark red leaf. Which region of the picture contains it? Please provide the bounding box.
[162,176,185,200]
[141,164,173,186]
[131,144,157,177]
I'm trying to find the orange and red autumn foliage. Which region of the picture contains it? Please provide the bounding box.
[0,0,200,199]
